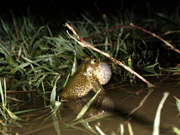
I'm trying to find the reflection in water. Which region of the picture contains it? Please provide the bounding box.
[11,80,180,135]
[66,92,114,117]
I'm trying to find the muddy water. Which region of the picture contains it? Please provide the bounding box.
[12,78,180,135]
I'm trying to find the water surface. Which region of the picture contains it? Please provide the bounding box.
[12,78,180,135]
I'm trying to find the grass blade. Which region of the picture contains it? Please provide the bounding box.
[174,96,180,113]
[80,119,98,135]
[173,126,180,135]
[50,75,60,107]
[0,80,5,107]
[6,108,24,121]
[75,88,101,120]
[152,92,169,135]
[52,116,61,135]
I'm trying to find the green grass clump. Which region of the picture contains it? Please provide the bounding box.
[0,8,180,134]
[0,16,72,97]
[0,11,179,100]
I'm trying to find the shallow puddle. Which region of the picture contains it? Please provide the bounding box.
[11,78,180,135]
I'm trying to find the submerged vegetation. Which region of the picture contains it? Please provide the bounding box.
[0,6,180,135]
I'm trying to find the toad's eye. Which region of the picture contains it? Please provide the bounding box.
[93,59,97,63]
[91,59,97,64]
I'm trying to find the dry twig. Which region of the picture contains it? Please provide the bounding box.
[130,23,180,54]
[84,23,180,54]
[65,23,154,87]
[129,89,154,115]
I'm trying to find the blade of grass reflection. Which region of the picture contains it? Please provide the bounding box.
[62,122,93,134]
[81,119,98,135]
[52,116,61,135]
[63,113,112,130]
[60,113,113,134]
[75,88,101,120]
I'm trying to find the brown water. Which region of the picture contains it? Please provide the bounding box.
[11,78,180,135]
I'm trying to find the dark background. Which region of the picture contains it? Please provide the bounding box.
[1,0,179,66]
[1,0,180,22]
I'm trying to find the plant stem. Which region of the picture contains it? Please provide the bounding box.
[65,23,154,87]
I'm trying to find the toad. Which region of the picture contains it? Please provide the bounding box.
[60,57,112,100]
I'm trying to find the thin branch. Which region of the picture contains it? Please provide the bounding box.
[129,89,154,115]
[130,23,180,54]
[7,96,24,102]
[84,23,180,54]
[65,23,154,87]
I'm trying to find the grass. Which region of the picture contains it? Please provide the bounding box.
[152,92,169,135]
[0,7,180,134]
